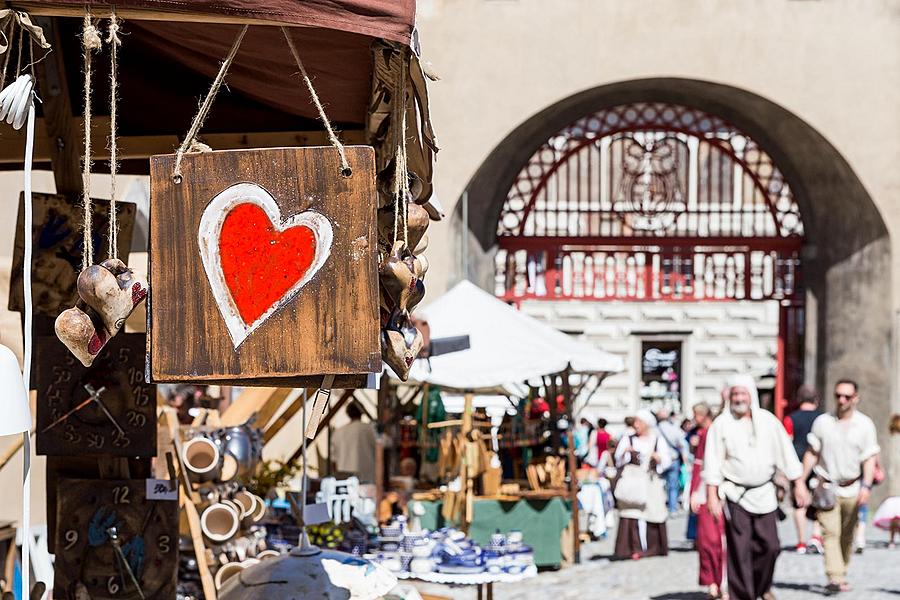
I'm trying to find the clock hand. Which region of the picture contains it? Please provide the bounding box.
[85,384,124,436]
[42,384,110,433]
[41,396,93,432]
[106,526,145,600]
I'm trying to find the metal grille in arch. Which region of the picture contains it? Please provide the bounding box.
[495,102,805,302]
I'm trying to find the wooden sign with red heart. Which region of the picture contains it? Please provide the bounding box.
[148,147,380,387]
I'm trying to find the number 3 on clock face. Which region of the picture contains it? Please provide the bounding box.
[54,479,178,600]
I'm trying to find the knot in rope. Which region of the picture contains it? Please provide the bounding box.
[82,21,101,51]
[106,16,121,46]
[188,139,212,153]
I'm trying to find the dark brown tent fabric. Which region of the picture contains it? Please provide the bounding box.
[19,0,416,44]
[6,2,434,177]
[127,22,375,124]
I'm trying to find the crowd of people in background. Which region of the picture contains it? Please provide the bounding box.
[574,375,900,600]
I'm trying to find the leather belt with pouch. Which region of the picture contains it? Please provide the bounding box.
[811,470,859,511]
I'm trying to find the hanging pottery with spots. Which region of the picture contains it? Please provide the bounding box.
[54,259,147,367]
[148,146,380,387]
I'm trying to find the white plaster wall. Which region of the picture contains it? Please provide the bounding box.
[519,299,779,423]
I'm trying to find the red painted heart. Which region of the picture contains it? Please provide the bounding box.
[218,203,317,325]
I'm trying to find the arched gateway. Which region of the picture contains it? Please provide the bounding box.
[459,79,891,433]
[495,102,806,415]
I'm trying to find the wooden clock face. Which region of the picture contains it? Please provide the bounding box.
[36,333,157,457]
[54,479,178,600]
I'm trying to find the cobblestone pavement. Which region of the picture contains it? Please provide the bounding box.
[410,513,898,599]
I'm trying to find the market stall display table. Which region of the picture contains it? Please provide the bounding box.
[398,565,538,600]
[415,497,571,568]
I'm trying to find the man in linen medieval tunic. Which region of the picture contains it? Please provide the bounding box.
[801,379,880,593]
[703,375,809,600]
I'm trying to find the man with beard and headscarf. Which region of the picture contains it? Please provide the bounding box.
[613,409,672,559]
[703,375,810,600]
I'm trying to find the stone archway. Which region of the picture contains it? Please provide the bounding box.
[457,77,892,490]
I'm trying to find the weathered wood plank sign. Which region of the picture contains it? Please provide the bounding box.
[148,146,380,387]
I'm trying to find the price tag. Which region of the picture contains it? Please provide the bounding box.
[146,478,178,501]
[303,502,331,525]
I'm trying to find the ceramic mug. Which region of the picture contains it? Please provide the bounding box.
[183,436,221,483]
[200,502,240,543]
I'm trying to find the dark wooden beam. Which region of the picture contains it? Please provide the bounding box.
[33,17,81,195]
[262,389,314,444]
[0,118,366,164]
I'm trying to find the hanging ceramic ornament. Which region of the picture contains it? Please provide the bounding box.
[376,157,424,209]
[55,259,147,366]
[54,14,148,366]
[378,241,422,314]
[380,307,424,380]
[0,74,35,129]
[377,202,429,255]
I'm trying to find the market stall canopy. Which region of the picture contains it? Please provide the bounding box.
[16,1,417,42]
[401,280,624,391]
[441,394,517,418]
[1,1,435,180]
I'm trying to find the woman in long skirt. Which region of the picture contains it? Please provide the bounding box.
[689,402,727,598]
[613,409,672,559]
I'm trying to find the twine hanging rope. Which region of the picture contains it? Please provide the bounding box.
[172,24,248,183]
[81,14,102,269]
[281,27,350,177]
[106,12,121,259]
[0,19,15,92]
[14,23,23,79]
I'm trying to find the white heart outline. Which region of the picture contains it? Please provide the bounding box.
[198,182,333,348]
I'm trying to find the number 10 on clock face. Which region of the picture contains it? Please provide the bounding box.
[54,479,178,600]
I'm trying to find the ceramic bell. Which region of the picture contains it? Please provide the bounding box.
[376,159,424,208]
[379,241,422,314]
[376,203,429,253]
[405,203,429,251]
[55,259,148,366]
[381,309,423,380]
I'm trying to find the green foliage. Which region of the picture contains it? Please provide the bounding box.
[247,459,304,497]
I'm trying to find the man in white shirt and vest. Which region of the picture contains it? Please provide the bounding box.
[703,374,810,600]
[801,379,880,594]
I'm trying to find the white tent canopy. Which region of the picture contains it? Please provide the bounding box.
[402,280,623,391]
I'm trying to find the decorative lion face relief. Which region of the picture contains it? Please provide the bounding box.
[198,183,333,347]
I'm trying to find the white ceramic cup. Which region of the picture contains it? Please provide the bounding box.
[183,437,221,483]
[200,502,240,543]
[214,562,244,590]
